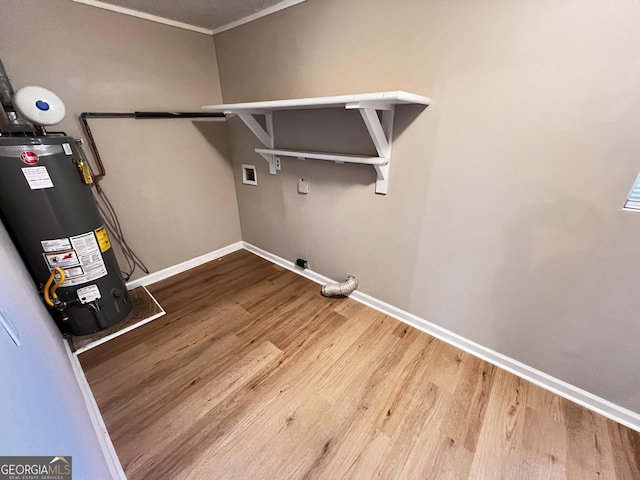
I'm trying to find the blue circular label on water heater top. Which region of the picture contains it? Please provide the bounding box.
[35,100,50,111]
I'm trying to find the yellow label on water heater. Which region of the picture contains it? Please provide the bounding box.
[94,226,111,253]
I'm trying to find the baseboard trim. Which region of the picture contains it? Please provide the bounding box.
[63,340,127,480]
[242,241,640,432]
[126,241,243,290]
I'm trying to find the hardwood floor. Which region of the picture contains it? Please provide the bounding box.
[79,250,640,479]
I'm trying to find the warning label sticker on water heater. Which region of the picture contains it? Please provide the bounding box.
[42,230,108,287]
[41,238,72,252]
[44,250,80,268]
[94,225,112,252]
[22,166,53,189]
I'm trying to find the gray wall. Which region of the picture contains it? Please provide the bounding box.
[0,221,113,478]
[1,0,241,280]
[216,0,640,412]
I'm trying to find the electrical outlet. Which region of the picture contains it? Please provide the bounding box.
[275,157,281,170]
[298,179,310,194]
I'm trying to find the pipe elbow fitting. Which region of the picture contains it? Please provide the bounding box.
[321,275,358,297]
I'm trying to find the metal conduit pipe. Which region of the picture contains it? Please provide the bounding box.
[79,111,225,183]
[0,59,14,108]
[321,275,358,297]
[0,59,31,129]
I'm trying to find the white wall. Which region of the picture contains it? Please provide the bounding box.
[0,221,113,478]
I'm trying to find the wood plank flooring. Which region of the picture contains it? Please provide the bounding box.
[79,250,640,479]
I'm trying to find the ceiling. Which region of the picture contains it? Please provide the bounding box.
[73,0,306,34]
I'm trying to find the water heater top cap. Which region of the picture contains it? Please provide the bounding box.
[13,86,66,126]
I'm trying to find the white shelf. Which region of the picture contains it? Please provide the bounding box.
[202,91,430,113]
[203,91,430,194]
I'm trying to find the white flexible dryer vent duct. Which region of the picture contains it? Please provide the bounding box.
[321,275,358,297]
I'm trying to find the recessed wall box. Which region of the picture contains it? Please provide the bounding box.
[242,164,257,185]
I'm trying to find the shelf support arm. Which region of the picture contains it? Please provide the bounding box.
[257,151,278,175]
[358,108,391,158]
[358,107,394,194]
[374,163,390,194]
[237,112,274,148]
